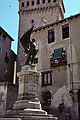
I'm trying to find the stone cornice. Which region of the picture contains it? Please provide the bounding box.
[18,4,59,15]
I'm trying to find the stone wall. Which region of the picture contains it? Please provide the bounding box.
[0,83,7,115]
[0,83,18,115]
[6,83,18,110]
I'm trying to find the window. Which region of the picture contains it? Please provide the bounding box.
[31,19,35,26]
[31,19,34,24]
[27,1,29,6]
[53,0,56,2]
[50,48,67,67]
[62,24,69,39]
[3,34,6,40]
[5,52,9,63]
[21,2,25,7]
[0,48,2,53]
[53,48,63,59]
[37,0,40,4]
[42,0,45,4]
[32,1,34,5]
[0,31,2,36]
[41,71,52,86]
[48,0,51,3]
[48,29,55,44]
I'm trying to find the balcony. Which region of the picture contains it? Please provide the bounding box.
[50,48,67,67]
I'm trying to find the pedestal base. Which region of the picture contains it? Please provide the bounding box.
[2,65,58,120]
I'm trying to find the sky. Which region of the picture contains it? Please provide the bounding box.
[0,0,80,54]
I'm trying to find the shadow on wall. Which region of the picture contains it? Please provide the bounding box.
[51,85,78,120]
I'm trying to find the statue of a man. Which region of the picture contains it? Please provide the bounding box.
[20,26,38,65]
[25,38,38,65]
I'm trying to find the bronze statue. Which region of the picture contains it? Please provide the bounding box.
[20,26,38,65]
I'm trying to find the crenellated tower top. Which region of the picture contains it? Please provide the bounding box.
[18,0,65,29]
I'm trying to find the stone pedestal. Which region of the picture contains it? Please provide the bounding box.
[13,65,40,111]
[3,65,57,120]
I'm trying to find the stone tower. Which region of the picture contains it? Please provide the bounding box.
[17,0,65,71]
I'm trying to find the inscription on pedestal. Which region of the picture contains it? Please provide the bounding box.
[27,83,37,95]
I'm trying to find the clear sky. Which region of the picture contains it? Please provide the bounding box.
[0,0,80,54]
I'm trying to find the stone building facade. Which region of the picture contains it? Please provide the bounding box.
[32,14,80,117]
[0,27,17,115]
[0,26,17,83]
[0,82,18,115]
[17,0,80,119]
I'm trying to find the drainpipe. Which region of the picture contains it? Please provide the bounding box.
[68,22,74,92]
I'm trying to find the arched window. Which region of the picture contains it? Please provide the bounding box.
[37,0,40,4]
[53,0,56,2]
[0,31,2,36]
[3,34,6,40]
[26,1,29,6]
[32,1,34,5]
[21,2,25,7]
[48,0,51,3]
[42,0,45,4]
[5,52,9,63]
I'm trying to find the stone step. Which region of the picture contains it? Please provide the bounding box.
[22,108,47,115]
[13,100,41,110]
[12,115,58,120]
[6,109,47,116]
[0,117,58,120]
[0,118,21,120]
